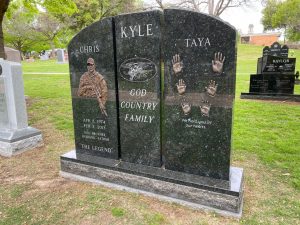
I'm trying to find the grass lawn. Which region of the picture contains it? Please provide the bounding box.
[0,44,299,225]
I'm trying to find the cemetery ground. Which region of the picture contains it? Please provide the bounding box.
[0,44,299,225]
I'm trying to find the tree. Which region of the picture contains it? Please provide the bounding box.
[144,0,249,16]
[262,0,300,41]
[33,13,70,58]
[0,0,10,58]
[3,8,39,59]
[1,0,77,59]
[65,0,138,32]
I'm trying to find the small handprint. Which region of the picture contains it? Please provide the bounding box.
[176,79,186,95]
[200,100,211,117]
[172,54,183,74]
[212,52,225,74]
[205,80,218,97]
[181,101,191,115]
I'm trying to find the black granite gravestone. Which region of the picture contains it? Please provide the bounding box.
[114,11,162,167]
[241,42,299,101]
[269,42,282,56]
[163,9,236,180]
[61,10,244,216]
[257,55,296,74]
[249,74,295,94]
[68,18,119,159]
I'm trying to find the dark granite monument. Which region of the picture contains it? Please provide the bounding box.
[163,9,236,180]
[68,18,119,159]
[61,9,244,217]
[114,11,162,167]
[241,42,299,101]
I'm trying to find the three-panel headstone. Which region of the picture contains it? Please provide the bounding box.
[62,9,243,216]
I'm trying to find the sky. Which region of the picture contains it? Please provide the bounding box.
[143,0,265,34]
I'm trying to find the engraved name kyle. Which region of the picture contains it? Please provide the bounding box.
[121,24,153,38]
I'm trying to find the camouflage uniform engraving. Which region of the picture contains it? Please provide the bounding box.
[78,58,108,116]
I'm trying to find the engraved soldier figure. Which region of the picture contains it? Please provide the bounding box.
[78,58,108,116]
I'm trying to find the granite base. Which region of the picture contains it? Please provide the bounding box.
[0,127,43,157]
[241,93,300,102]
[60,150,244,218]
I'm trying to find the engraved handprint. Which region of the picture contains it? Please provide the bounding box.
[181,101,191,115]
[172,54,183,74]
[176,79,186,95]
[212,52,225,74]
[205,80,218,97]
[200,100,211,117]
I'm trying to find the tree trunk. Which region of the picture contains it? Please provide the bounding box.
[0,0,10,59]
[0,22,5,59]
[49,40,56,58]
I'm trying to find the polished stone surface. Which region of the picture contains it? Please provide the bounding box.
[114,11,162,167]
[68,18,119,159]
[163,9,236,180]
[257,56,296,75]
[61,150,244,216]
[243,42,297,98]
[249,74,295,94]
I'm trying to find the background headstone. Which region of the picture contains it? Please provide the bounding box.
[163,9,237,180]
[4,47,21,63]
[270,42,282,56]
[263,46,270,57]
[115,11,162,167]
[68,18,119,159]
[281,45,289,58]
[57,49,66,63]
[0,59,42,157]
[40,53,49,61]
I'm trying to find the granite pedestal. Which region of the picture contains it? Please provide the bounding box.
[61,150,244,218]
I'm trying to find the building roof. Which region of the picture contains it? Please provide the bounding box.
[241,32,281,37]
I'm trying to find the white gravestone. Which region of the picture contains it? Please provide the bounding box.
[0,59,43,157]
[57,49,66,63]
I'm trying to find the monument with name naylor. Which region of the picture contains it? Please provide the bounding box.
[241,42,300,101]
[60,9,244,217]
[0,59,43,157]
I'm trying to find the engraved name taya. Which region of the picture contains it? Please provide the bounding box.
[121,24,153,38]
[185,37,211,48]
